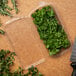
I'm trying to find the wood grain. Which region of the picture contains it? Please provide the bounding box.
[0,0,76,75]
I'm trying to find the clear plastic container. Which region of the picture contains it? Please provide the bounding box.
[3,2,72,69]
[4,17,45,69]
[28,1,72,57]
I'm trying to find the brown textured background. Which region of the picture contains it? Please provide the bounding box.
[0,0,76,76]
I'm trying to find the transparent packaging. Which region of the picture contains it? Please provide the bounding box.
[4,18,45,69]
[28,1,72,56]
[4,2,72,70]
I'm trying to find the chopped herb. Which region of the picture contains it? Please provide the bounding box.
[11,0,19,14]
[0,19,2,26]
[0,29,5,34]
[5,5,12,11]
[0,0,19,27]
[0,50,43,76]
[0,23,2,27]
[32,6,70,55]
[0,0,18,17]
[0,0,12,17]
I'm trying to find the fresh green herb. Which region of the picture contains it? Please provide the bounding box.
[0,49,43,76]
[0,29,5,34]
[25,66,43,76]
[11,0,19,14]
[32,6,70,56]
[0,49,15,76]
[0,0,18,17]
[0,0,19,27]
[0,19,2,27]
[5,5,13,11]
[0,0,12,17]
[0,23,2,27]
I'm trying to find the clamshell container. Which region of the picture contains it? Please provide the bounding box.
[4,17,46,69]
[4,2,71,69]
[29,2,72,56]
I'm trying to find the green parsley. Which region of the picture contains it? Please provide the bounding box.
[0,29,5,34]
[0,0,18,17]
[32,6,70,56]
[0,49,43,76]
[11,0,19,14]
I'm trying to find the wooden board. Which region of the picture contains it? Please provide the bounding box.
[0,0,76,76]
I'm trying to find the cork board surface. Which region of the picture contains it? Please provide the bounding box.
[0,0,76,76]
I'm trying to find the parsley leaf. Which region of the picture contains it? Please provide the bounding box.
[32,6,70,55]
